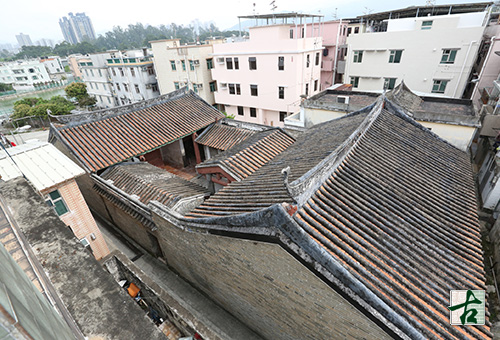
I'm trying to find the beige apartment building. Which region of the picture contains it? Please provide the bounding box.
[151,39,223,105]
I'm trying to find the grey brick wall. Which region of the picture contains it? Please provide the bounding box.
[153,213,390,340]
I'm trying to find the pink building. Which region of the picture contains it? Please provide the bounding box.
[212,13,323,127]
[299,20,349,89]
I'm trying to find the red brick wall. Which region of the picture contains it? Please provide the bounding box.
[57,180,110,260]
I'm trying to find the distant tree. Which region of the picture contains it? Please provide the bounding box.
[65,82,96,107]
[11,95,75,120]
[15,45,53,59]
[0,83,13,92]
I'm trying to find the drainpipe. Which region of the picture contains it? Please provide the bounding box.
[453,40,476,98]
[333,19,342,85]
[472,36,497,101]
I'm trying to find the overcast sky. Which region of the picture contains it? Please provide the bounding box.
[0,0,490,45]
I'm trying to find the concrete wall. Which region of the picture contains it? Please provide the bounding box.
[161,141,184,168]
[152,213,390,340]
[151,40,218,104]
[345,12,487,98]
[419,121,476,151]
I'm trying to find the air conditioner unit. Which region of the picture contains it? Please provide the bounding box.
[220,83,228,89]
[146,84,152,89]
[176,60,181,64]
[216,57,225,63]
[337,96,349,104]
[141,67,147,71]
[197,83,203,89]
[182,78,188,84]
[193,60,200,66]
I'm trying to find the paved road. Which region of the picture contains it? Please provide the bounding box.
[6,129,50,145]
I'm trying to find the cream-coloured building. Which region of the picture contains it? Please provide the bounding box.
[286,82,479,151]
[344,4,491,98]
[151,39,223,105]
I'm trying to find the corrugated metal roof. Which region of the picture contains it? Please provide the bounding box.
[195,123,256,151]
[0,141,85,192]
[52,91,224,172]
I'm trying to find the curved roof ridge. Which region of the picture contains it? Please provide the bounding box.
[51,87,192,127]
[283,97,385,207]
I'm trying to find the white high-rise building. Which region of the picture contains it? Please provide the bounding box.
[344,3,491,98]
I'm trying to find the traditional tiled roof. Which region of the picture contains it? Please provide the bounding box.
[195,123,256,151]
[50,89,224,172]
[195,129,295,182]
[99,162,209,209]
[293,106,489,340]
[181,98,490,338]
[188,114,365,216]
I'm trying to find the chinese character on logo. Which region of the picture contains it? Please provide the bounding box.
[448,290,485,325]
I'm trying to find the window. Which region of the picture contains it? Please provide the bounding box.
[279,111,287,122]
[206,58,213,69]
[171,60,177,71]
[123,83,129,92]
[249,57,257,70]
[237,106,244,116]
[90,69,94,77]
[90,83,94,89]
[250,84,258,96]
[189,60,195,71]
[441,49,458,64]
[209,81,217,92]
[306,54,310,67]
[305,83,309,96]
[147,66,155,75]
[107,97,111,104]
[353,51,363,63]
[301,27,305,38]
[314,80,318,92]
[229,83,241,95]
[315,52,320,66]
[432,79,448,93]
[350,76,359,88]
[119,68,124,76]
[354,27,359,34]
[278,86,285,99]
[384,78,396,90]
[226,58,233,70]
[130,68,135,77]
[46,190,69,216]
[234,57,239,69]
[278,56,284,71]
[135,84,140,93]
[389,50,403,63]
[290,29,294,39]
[181,60,186,71]
[112,68,116,76]
[347,27,352,36]
[250,107,257,118]
[174,82,180,90]
[421,21,433,30]
[95,83,99,90]
[98,69,102,77]
[152,84,158,92]
[116,83,121,91]
[193,83,198,93]
[32,75,38,80]
[28,68,34,73]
